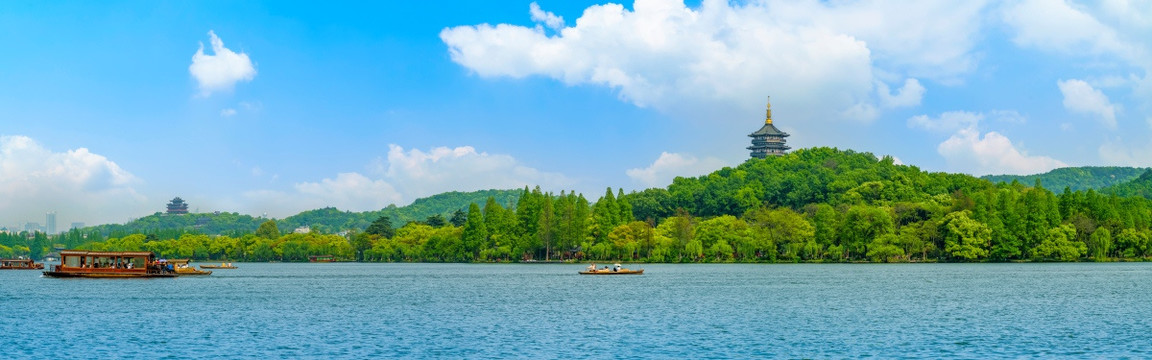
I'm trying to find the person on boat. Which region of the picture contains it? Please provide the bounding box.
[587,263,597,272]
[613,263,621,272]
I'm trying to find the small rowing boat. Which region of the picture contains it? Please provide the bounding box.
[579,263,643,275]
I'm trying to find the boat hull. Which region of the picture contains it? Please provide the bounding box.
[43,271,177,278]
[176,269,213,275]
[578,269,644,275]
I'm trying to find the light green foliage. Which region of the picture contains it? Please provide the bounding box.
[694,215,750,254]
[1033,224,1087,261]
[1089,227,1111,260]
[745,207,813,261]
[866,234,905,262]
[942,210,991,261]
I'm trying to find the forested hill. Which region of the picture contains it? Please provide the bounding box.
[277,189,521,233]
[84,189,521,236]
[26,146,1152,262]
[1102,169,1152,199]
[982,166,1148,191]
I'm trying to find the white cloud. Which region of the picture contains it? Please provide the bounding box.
[1058,79,1119,128]
[1001,0,1144,63]
[937,127,1067,175]
[381,144,574,198]
[244,145,575,217]
[441,0,983,124]
[626,152,728,188]
[0,135,147,227]
[529,2,565,31]
[1099,137,1152,167]
[189,31,256,96]
[877,78,925,109]
[220,108,237,117]
[908,111,983,133]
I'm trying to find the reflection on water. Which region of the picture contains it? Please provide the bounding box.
[3,263,1152,358]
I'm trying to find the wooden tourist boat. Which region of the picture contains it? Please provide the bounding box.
[43,250,177,278]
[0,258,44,270]
[579,263,644,275]
[308,255,336,262]
[200,263,237,269]
[169,259,212,275]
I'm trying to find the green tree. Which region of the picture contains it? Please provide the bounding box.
[941,210,991,261]
[1033,224,1086,261]
[461,203,487,259]
[1089,227,1111,260]
[256,220,281,240]
[365,215,395,238]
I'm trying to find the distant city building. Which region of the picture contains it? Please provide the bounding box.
[71,222,85,230]
[24,222,42,233]
[747,97,791,158]
[166,197,189,215]
[46,211,57,234]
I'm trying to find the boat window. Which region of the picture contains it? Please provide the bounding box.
[129,257,145,269]
[65,256,81,267]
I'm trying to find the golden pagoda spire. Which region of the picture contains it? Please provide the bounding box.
[765,96,773,124]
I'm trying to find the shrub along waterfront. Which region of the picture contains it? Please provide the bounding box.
[6,147,1152,263]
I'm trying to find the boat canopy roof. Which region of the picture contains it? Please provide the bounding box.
[59,250,155,257]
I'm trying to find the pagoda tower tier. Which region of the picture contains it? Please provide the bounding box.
[748,97,790,158]
[166,197,189,215]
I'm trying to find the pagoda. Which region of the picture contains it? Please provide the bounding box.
[166,197,189,215]
[747,97,790,158]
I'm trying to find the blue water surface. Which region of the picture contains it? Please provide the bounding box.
[2,263,1151,358]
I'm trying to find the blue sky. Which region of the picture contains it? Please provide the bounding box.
[2,0,1151,228]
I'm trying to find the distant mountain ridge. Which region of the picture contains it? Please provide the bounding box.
[85,189,522,236]
[1102,169,1152,199]
[982,166,1149,191]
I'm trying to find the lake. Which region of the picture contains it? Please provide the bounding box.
[3,262,1151,358]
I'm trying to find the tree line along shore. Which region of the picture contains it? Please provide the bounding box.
[5,147,1152,263]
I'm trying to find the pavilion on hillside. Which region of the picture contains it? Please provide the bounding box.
[166,197,189,215]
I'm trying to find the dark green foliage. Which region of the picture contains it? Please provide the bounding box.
[984,166,1149,191]
[424,214,447,227]
[365,216,394,238]
[67,147,1152,263]
[256,220,281,239]
[1102,169,1152,199]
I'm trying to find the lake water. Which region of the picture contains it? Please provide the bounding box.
[3,262,1152,358]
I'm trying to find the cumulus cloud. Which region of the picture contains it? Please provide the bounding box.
[908,111,983,133]
[381,144,574,198]
[0,135,147,227]
[937,128,1067,175]
[1002,0,1144,63]
[441,0,980,124]
[877,78,925,109]
[245,173,402,217]
[529,2,564,31]
[1058,79,1119,128]
[244,145,575,217]
[1099,137,1152,167]
[189,31,256,96]
[626,152,728,188]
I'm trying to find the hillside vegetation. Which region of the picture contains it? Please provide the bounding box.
[983,166,1148,192]
[1102,169,1152,200]
[8,147,1152,263]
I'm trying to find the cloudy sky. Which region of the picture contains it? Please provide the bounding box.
[2,0,1151,228]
